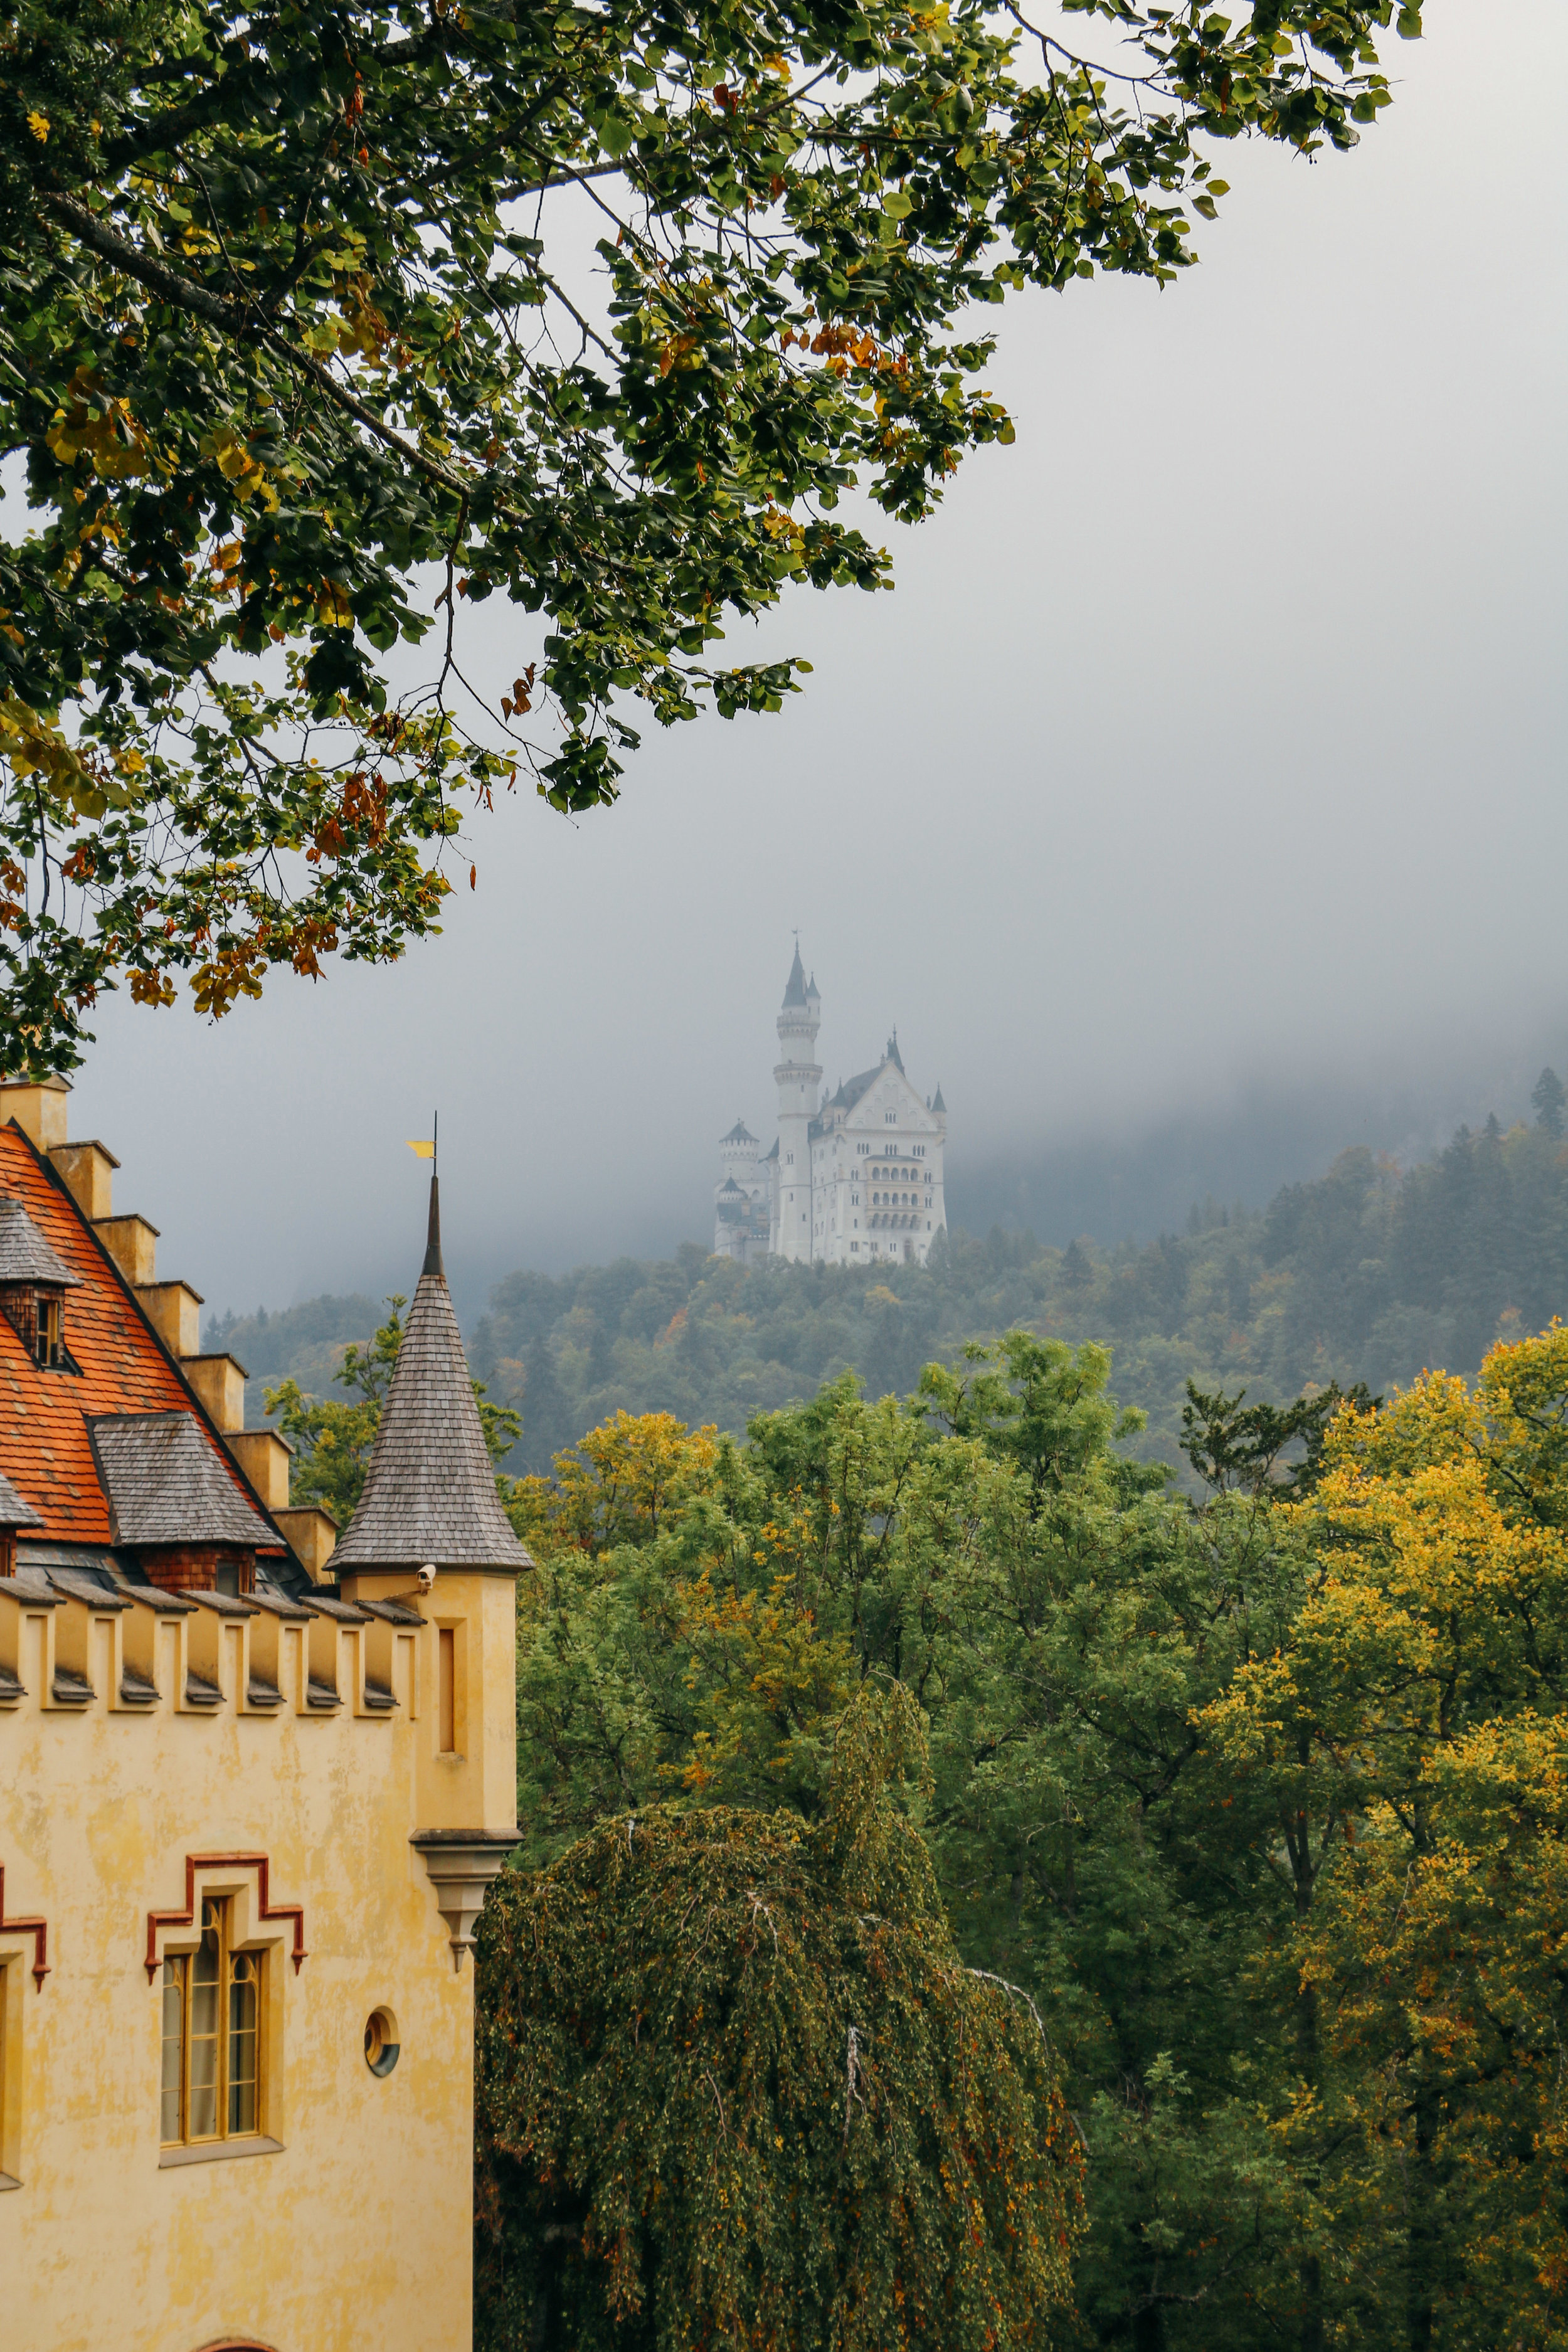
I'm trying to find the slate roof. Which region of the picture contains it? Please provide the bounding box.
[0,1468,43,1527]
[932,1082,946,1114]
[331,1181,532,1573]
[834,1064,884,1113]
[781,944,807,1007]
[0,1125,272,1546]
[886,1032,904,1074]
[87,1412,272,1547]
[721,1119,757,1145]
[0,1192,82,1286]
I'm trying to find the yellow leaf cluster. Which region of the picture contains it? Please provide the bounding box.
[509,1409,719,1559]
[200,423,280,512]
[45,369,152,482]
[0,693,142,820]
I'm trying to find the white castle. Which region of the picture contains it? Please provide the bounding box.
[714,946,948,1268]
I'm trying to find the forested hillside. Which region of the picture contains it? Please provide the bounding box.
[221,1082,1568,1475]
[472,1089,1568,1470]
[207,1292,385,1428]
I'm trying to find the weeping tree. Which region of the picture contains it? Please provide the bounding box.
[474,1685,1086,2349]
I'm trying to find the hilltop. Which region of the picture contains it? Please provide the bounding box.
[215,1089,1568,1476]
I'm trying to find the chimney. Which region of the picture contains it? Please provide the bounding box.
[0,1075,70,1152]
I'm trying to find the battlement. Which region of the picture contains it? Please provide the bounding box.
[0,1572,426,1723]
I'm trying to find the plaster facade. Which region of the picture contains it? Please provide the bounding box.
[0,1081,522,2352]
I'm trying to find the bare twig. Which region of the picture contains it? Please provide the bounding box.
[844,2022,864,2143]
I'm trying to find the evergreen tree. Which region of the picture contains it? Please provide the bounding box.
[1532,1066,1566,1140]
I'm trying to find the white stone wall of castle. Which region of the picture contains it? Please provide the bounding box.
[719,961,947,1269]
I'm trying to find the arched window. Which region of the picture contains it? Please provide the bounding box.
[161,1899,263,2148]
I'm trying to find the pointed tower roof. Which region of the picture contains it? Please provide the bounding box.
[331,1175,531,1574]
[932,1081,946,1114]
[886,1031,905,1074]
[782,943,808,1007]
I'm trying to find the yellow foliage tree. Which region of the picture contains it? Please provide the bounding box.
[507,1409,719,1559]
[1202,1328,1568,2346]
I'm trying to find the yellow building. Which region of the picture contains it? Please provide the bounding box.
[0,1079,528,2352]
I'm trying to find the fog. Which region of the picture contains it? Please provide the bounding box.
[58,1,1566,1324]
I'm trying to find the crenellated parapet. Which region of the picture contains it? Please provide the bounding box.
[0,1572,428,1723]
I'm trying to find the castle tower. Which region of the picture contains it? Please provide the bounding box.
[714,1119,764,1261]
[333,1167,530,1949]
[771,946,821,1263]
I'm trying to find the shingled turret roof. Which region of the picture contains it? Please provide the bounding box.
[781,944,808,1007]
[331,1176,531,1574]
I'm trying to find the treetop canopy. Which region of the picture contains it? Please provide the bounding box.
[0,0,1420,1066]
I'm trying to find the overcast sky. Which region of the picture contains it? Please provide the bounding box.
[58,3,1567,1324]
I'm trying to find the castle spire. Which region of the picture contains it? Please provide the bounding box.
[331,1174,529,1574]
[422,1168,442,1279]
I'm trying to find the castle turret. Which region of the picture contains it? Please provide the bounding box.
[714,1119,765,1261]
[771,945,821,1262]
[334,1168,530,1961]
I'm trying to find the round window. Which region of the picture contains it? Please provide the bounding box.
[364,2008,401,2078]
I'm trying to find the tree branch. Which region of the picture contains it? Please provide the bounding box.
[36,193,531,522]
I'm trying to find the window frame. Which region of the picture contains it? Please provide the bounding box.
[160,1896,265,2149]
[0,1954,18,2190]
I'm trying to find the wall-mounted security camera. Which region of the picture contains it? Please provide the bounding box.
[416,1563,436,1594]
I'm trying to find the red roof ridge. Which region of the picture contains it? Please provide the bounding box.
[0,1123,288,1556]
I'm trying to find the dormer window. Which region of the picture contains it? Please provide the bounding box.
[0,1282,77,1371]
[0,1193,82,1374]
[34,1290,63,1368]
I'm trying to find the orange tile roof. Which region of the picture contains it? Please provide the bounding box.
[0,1123,265,1548]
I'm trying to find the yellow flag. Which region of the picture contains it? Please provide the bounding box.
[406,1140,435,1159]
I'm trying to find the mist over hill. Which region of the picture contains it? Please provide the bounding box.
[213,1054,1568,1481]
[943,1056,1558,1249]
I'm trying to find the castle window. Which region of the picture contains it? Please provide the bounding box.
[161,1899,263,2146]
[0,1197,82,1372]
[439,1629,457,1754]
[364,2008,401,2078]
[0,1283,77,1373]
